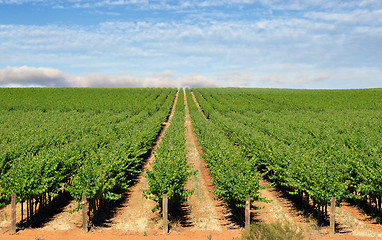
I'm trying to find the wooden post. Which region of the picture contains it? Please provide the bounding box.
[330,197,336,236]
[29,199,33,222]
[245,195,250,229]
[163,194,168,234]
[21,201,23,223]
[82,196,88,233]
[26,199,29,223]
[11,193,16,234]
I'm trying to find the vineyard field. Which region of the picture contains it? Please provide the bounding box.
[0,88,176,215]
[1,87,382,239]
[191,88,382,215]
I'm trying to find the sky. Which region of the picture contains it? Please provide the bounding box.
[0,0,381,88]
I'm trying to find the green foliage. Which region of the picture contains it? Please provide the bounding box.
[144,91,196,211]
[192,88,382,208]
[0,88,177,207]
[0,88,165,113]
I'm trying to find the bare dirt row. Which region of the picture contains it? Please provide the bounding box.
[109,92,180,232]
[183,90,222,231]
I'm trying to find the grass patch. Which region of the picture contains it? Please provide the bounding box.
[241,220,303,240]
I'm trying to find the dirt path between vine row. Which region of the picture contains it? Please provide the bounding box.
[110,91,179,232]
[39,196,82,231]
[253,180,382,239]
[183,91,222,231]
[334,202,382,238]
[253,169,382,238]
[0,200,24,232]
[0,193,82,232]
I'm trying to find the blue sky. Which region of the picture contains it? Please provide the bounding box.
[0,0,381,88]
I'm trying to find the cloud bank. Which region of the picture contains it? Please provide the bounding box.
[0,66,67,87]
[1,66,380,89]
[0,66,228,88]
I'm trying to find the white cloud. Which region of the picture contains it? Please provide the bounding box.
[0,66,68,87]
[179,73,224,88]
[0,66,229,88]
[255,73,329,85]
[67,70,180,88]
[213,67,330,88]
[1,66,380,89]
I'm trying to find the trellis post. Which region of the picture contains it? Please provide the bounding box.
[163,194,168,234]
[11,193,16,234]
[82,195,88,233]
[245,195,250,229]
[330,197,336,236]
